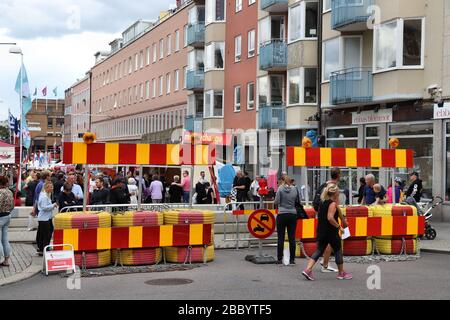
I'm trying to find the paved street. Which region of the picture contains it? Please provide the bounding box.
[0,249,449,300]
[0,244,37,284]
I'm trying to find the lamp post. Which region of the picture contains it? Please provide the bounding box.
[9,45,24,196]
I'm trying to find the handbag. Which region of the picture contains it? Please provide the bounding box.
[295,188,308,220]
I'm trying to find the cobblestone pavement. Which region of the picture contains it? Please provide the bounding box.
[0,244,37,281]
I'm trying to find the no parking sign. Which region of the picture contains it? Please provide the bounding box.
[247,210,276,239]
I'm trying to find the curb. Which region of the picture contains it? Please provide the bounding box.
[0,256,43,287]
[421,248,450,255]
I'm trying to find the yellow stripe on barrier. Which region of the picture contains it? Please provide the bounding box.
[396,149,407,168]
[320,148,332,167]
[97,228,111,250]
[129,226,143,248]
[136,144,150,165]
[64,229,79,251]
[294,147,306,166]
[346,148,357,167]
[189,224,204,246]
[72,143,87,164]
[105,143,119,164]
[160,225,173,247]
[302,219,315,239]
[355,217,368,237]
[371,149,382,168]
[381,217,393,236]
[407,216,419,236]
[167,144,180,165]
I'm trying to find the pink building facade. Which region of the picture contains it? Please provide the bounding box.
[90,3,191,143]
[69,76,91,142]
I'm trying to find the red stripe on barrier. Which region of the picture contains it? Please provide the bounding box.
[119,144,137,165]
[295,220,303,239]
[87,143,106,164]
[209,145,216,165]
[181,144,195,165]
[78,229,98,251]
[111,228,130,249]
[347,218,357,236]
[232,210,245,216]
[173,225,190,246]
[392,216,407,236]
[331,148,347,167]
[203,224,212,245]
[63,142,73,165]
[392,206,414,216]
[53,230,64,250]
[382,149,396,168]
[357,149,371,167]
[306,148,321,167]
[150,144,167,165]
[142,226,160,247]
[287,147,294,166]
[406,150,414,168]
[418,216,425,235]
[367,217,382,237]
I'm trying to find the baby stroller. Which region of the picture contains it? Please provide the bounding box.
[403,196,442,240]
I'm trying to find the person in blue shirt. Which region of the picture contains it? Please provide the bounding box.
[32,171,51,217]
[36,182,58,255]
[361,174,376,205]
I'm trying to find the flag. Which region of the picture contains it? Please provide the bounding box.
[42,87,47,97]
[14,63,33,149]
[53,87,58,97]
[8,111,18,134]
[33,88,37,96]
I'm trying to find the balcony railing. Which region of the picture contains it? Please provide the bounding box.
[186,68,205,91]
[260,0,288,12]
[259,40,287,71]
[184,114,203,132]
[330,67,373,105]
[258,104,286,130]
[331,0,374,31]
[187,22,205,47]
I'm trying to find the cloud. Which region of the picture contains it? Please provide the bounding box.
[0,0,173,39]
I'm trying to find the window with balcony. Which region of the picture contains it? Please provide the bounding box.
[235,36,242,62]
[323,36,362,81]
[234,86,241,112]
[288,67,317,105]
[204,90,224,117]
[188,94,204,115]
[374,18,424,72]
[259,15,285,45]
[247,82,255,110]
[206,0,225,24]
[205,42,225,70]
[248,30,256,57]
[188,49,205,71]
[258,75,285,106]
[288,1,318,43]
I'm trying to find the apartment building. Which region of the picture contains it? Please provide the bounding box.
[64,88,72,143]
[90,3,190,143]
[65,76,91,142]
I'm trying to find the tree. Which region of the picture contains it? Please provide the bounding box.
[0,126,10,142]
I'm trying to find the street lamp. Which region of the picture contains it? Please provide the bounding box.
[9,45,24,194]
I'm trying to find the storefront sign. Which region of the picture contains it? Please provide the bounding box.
[434,102,450,119]
[183,131,232,145]
[352,109,393,125]
[0,147,15,164]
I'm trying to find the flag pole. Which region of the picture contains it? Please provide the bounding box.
[18,54,24,198]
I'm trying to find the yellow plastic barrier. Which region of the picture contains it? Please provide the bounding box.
[164,246,215,263]
[54,212,111,230]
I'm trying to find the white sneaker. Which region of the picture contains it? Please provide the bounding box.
[320,263,338,273]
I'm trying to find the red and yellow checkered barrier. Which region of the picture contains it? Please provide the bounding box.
[232,207,316,219]
[54,212,112,230]
[53,224,213,251]
[287,147,414,168]
[112,211,164,227]
[63,142,216,165]
[112,248,162,266]
[296,216,425,240]
[164,246,215,263]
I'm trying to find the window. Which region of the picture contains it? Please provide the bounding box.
[257,75,284,106]
[152,43,157,63]
[323,0,331,12]
[204,90,224,117]
[288,67,317,105]
[128,57,132,74]
[289,1,318,43]
[166,73,171,94]
[140,83,144,100]
[167,34,172,56]
[123,59,127,76]
[249,0,255,5]
[323,36,362,81]
[159,76,164,96]
[374,18,424,72]
[159,39,164,59]
[234,86,241,112]
[174,69,180,91]
[152,78,156,98]
[175,30,180,52]
[188,49,204,70]
[247,82,255,110]
[206,0,225,24]
[128,88,132,104]
[248,30,255,57]
[236,0,242,12]
[47,118,53,129]
[235,35,242,62]
[134,85,138,102]
[205,42,225,70]
[135,53,139,71]
[327,127,358,148]
[146,47,150,65]
[184,25,188,47]
[183,66,187,88]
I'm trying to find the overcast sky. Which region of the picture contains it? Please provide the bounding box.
[0,0,174,121]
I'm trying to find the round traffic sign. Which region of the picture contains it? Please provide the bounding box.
[247,209,276,239]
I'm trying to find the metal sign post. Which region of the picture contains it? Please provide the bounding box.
[138,165,143,211]
[245,209,277,264]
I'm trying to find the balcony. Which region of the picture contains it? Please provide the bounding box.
[184,114,203,132]
[259,40,287,71]
[187,23,205,47]
[260,0,288,13]
[186,68,205,91]
[258,104,286,130]
[330,67,373,105]
[332,0,374,32]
